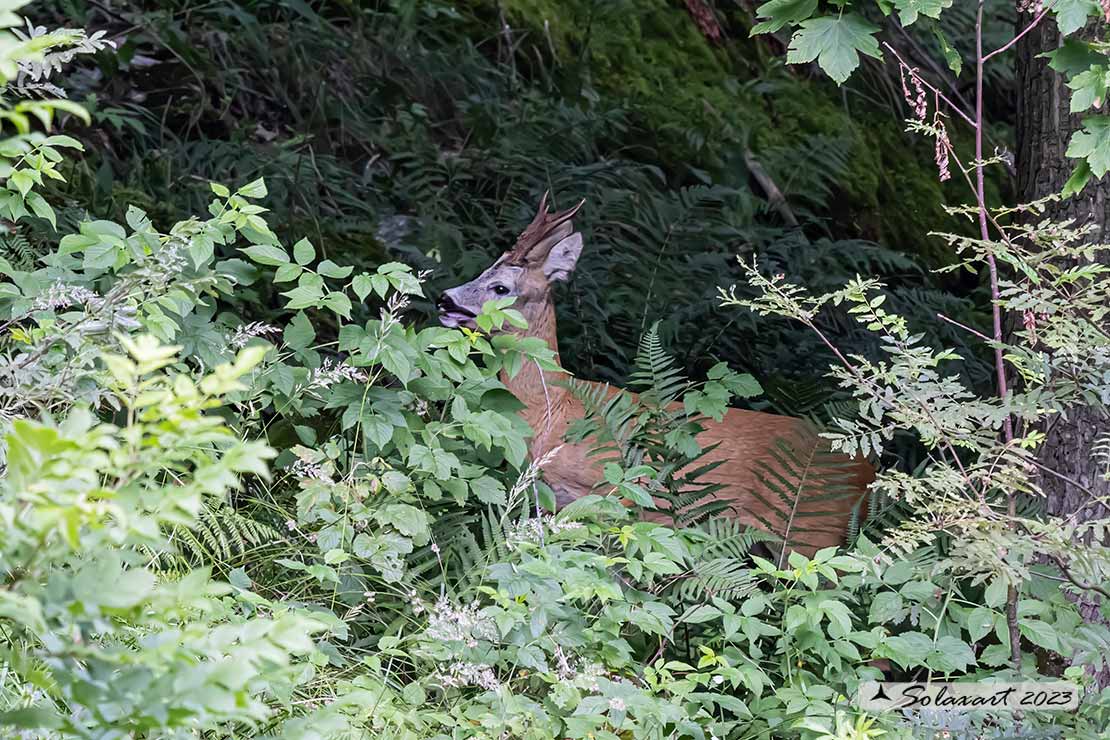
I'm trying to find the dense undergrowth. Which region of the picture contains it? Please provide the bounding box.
[5,1,1110,739]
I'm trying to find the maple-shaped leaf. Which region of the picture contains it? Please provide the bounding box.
[893,0,952,26]
[1066,116,1110,177]
[1053,0,1098,36]
[1067,65,1110,113]
[751,0,818,34]
[1044,39,1102,77]
[786,14,881,84]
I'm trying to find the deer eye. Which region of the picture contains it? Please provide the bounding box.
[492,284,510,296]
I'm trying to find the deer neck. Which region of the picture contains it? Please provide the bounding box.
[499,298,572,452]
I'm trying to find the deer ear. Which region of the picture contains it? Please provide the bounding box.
[542,233,583,282]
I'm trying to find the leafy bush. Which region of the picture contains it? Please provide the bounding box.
[0,338,328,736]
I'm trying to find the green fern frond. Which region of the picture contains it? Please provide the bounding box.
[171,502,283,566]
[693,516,779,561]
[672,557,759,602]
[629,321,688,407]
[565,378,642,469]
[747,436,863,562]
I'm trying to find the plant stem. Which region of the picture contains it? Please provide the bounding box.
[974,0,1022,671]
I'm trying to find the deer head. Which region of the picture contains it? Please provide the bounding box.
[438,192,585,331]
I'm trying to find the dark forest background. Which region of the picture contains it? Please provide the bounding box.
[23,0,1014,407]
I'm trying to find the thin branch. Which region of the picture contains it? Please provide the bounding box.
[882,42,976,127]
[982,4,1051,63]
[936,312,993,343]
[1029,459,1101,507]
[973,0,1019,671]
[891,23,975,116]
[1048,554,1110,600]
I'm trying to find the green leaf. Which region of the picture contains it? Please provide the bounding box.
[1066,116,1110,176]
[324,548,349,564]
[1062,160,1093,198]
[882,631,933,667]
[983,576,1008,608]
[99,568,156,609]
[1045,39,1102,77]
[1067,65,1109,113]
[362,413,393,450]
[619,482,656,508]
[868,591,905,624]
[470,475,506,506]
[42,134,83,149]
[751,0,817,34]
[228,567,252,589]
[967,606,995,643]
[1054,0,1098,36]
[680,604,722,624]
[24,191,53,228]
[9,169,33,196]
[819,599,853,637]
[892,0,951,26]
[402,682,426,706]
[318,259,354,279]
[282,284,324,310]
[352,273,373,302]
[209,182,230,197]
[932,28,962,76]
[274,263,303,283]
[376,503,430,543]
[882,559,914,586]
[241,244,290,266]
[217,258,259,286]
[929,636,975,673]
[1019,618,1060,652]
[238,177,268,198]
[292,238,315,265]
[284,311,316,350]
[786,14,882,85]
[322,292,352,319]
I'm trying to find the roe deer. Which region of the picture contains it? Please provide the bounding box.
[438,194,874,550]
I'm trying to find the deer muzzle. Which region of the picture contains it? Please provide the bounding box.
[437,291,477,328]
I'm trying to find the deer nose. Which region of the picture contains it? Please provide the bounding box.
[438,292,460,313]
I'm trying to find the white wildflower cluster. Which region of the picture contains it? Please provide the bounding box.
[506,515,583,548]
[290,459,331,482]
[308,359,367,389]
[32,281,102,312]
[380,293,410,333]
[425,598,498,647]
[434,661,500,692]
[228,321,281,349]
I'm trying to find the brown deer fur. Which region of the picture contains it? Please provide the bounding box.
[438,195,874,550]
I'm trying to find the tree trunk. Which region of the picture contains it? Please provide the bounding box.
[1016,14,1110,675]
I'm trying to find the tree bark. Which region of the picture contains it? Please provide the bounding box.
[1016,14,1110,675]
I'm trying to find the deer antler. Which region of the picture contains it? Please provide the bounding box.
[505,191,586,266]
